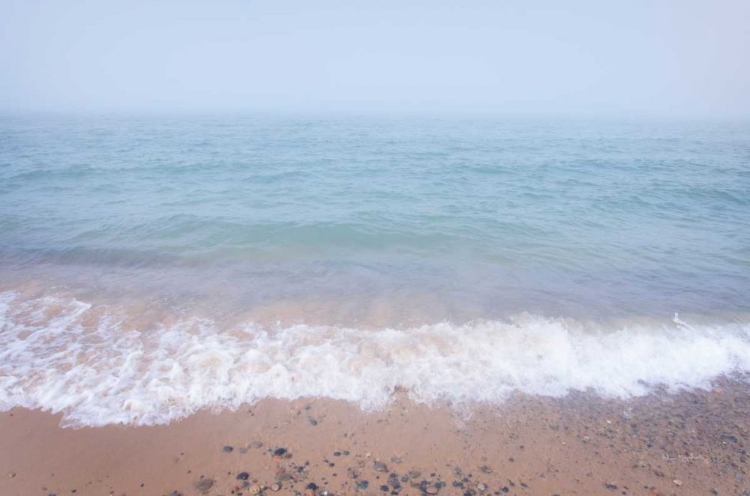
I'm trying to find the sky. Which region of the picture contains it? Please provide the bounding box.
[0,0,748,117]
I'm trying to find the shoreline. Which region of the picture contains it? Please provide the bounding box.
[2,381,748,495]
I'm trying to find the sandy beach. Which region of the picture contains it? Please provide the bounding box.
[2,379,748,496]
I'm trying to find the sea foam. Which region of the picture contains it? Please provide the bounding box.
[1,291,749,427]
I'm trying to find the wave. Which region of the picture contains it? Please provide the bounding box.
[1,291,749,427]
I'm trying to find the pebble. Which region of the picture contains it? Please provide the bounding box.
[480,465,492,474]
[307,417,318,426]
[673,479,683,486]
[391,456,403,464]
[274,447,288,457]
[271,482,282,491]
[409,470,421,478]
[425,486,439,494]
[373,461,388,472]
[222,445,234,453]
[249,485,262,494]
[237,472,250,481]
[250,441,264,449]
[195,478,214,493]
[7,472,16,479]
[358,480,369,490]
[604,482,618,490]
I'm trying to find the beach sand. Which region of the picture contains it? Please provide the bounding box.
[2,380,749,496]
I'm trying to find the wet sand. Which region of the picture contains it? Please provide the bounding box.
[1,380,749,496]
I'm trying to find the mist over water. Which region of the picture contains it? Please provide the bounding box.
[1,115,749,425]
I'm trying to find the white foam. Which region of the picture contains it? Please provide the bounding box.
[1,291,749,427]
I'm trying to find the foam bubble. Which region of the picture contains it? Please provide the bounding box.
[1,291,749,427]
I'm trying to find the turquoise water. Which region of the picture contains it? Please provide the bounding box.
[2,115,748,317]
[1,115,750,425]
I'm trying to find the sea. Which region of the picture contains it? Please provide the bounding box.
[0,114,749,426]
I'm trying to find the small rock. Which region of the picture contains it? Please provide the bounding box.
[271,482,282,491]
[477,482,487,492]
[374,461,388,472]
[250,441,263,449]
[605,482,618,490]
[274,447,288,457]
[358,480,369,490]
[380,485,389,492]
[308,417,318,426]
[425,486,439,495]
[237,472,250,481]
[408,470,421,478]
[195,478,215,494]
[391,456,403,464]
[673,479,683,486]
[480,465,492,474]
[249,485,262,495]
[7,472,16,479]
[222,445,234,453]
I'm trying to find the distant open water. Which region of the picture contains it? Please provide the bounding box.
[1,115,749,426]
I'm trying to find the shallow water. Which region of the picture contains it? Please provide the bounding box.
[1,114,749,425]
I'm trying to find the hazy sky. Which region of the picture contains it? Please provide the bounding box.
[1,0,748,117]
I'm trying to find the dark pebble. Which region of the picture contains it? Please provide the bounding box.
[274,448,288,457]
[374,461,388,472]
[306,482,319,490]
[223,445,234,453]
[333,451,341,456]
[380,485,389,492]
[308,417,318,426]
[237,472,250,480]
[358,480,369,490]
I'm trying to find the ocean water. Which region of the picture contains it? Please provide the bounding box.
[0,114,749,426]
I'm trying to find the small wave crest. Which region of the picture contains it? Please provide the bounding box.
[1,291,749,427]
